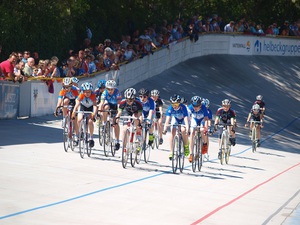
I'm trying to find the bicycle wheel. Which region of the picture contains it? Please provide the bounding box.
[252,126,257,152]
[171,135,179,174]
[98,117,104,146]
[130,133,137,167]
[143,128,151,163]
[69,119,75,151]
[63,116,69,152]
[197,136,203,172]
[79,121,86,159]
[179,138,185,173]
[191,138,197,172]
[220,134,225,165]
[225,144,231,164]
[103,121,111,157]
[153,123,159,149]
[122,129,130,168]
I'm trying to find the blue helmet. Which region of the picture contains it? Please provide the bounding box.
[97,79,106,89]
[81,82,93,91]
[191,96,202,107]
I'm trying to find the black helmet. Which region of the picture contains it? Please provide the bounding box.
[138,88,150,97]
[191,96,202,107]
[170,94,181,103]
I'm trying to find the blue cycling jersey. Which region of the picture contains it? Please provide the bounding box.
[165,103,188,123]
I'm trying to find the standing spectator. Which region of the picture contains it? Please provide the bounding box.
[265,25,274,35]
[32,52,40,65]
[279,21,289,35]
[104,39,115,51]
[217,16,225,32]
[257,24,264,34]
[103,47,115,70]
[63,59,76,77]
[272,23,280,35]
[0,52,18,82]
[17,52,23,61]
[22,51,30,63]
[224,21,235,32]
[94,43,105,58]
[123,44,137,62]
[87,54,97,74]
[14,59,27,82]
[24,57,35,78]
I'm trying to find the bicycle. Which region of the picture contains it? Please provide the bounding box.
[191,125,204,172]
[99,109,118,157]
[141,118,152,163]
[250,120,261,152]
[217,123,233,165]
[57,105,75,152]
[152,117,160,149]
[97,113,104,146]
[120,116,141,168]
[164,124,187,174]
[77,111,94,159]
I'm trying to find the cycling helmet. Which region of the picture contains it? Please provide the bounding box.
[62,77,72,86]
[71,77,79,84]
[181,97,188,104]
[138,88,150,97]
[191,96,202,107]
[170,94,181,103]
[124,88,136,99]
[97,79,106,88]
[151,89,160,96]
[105,80,117,89]
[81,82,93,91]
[203,98,210,108]
[252,104,260,112]
[256,95,263,101]
[222,99,231,106]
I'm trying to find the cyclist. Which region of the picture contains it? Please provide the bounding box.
[115,88,143,149]
[214,99,237,159]
[54,77,79,130]
[137,88,155,146]
[95,79,106,104]
[187,96,209,163]
[98,80,122,150]
[202,98,213,161]
[254,95,266,117]
[71,77,80,91]
[163,94,190,160]
[150,89,164,145]
[72,82,97,148]
[245,104,264,147]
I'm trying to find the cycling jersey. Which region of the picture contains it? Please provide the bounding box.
[58,86,79,100]
[165,103,188,124]
[249,110,262,122]
[118,99,143,116]
[94,88,104,104]
[216,107,236,124]
[137,97,155,118]
[154,98,164,118]
[77,92,97,108]
[100,88,122,105]
[187,104,208,127]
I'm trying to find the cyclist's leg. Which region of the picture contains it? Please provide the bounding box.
[181,125,189,156]
[102,103,110,124]
[62,98,70,117]
[158,114,163,144]
[189,127,196,162]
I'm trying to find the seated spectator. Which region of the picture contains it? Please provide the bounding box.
[0,52,18,82]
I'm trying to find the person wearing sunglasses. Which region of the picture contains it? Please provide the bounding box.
[163,94,190,160]
[116,88,143,145]
[72,82,97,148]
[214,99,237,159]
[187,96,209,163]
[137,88,155,146]
[98,80,122,150]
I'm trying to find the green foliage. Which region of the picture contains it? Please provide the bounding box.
[0,0,299,61]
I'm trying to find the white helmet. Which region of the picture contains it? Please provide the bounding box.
[124,88,136,99]
[106,80,117,89]
[81,82,93,91]
[252,104,260,112]
[151,89,160,96]
[222,99,231,106]
[62,77,72,86]
[256,95,263,101]
[203,98,210,108]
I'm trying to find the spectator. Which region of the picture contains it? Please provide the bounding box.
[104,39,115,51]
[272,23,280,35]
[289,21,299,36]
[87,54,97,74]
[236,20,245,32]
[115,48,125,64]
[249,22,259,34]
[279,21,289,35]
[23,57,35,77]
[103,47,114,70]
[120,35,131,49]
[224,21,235,32]
[14,59,27,82]
[22,51,30,63]
[257,24,264,34]
[95,54,105,71]
[0,52,18,82]
[217,16,225,32]
[123,44,137,62]
[32,52,40,65]
[265,25,274,35]
[187,22,199,42]
[94,43,105,58]
[17,52,23,61]
[63,58,76,77]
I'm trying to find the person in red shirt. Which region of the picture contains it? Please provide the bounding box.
[0,52,19,82]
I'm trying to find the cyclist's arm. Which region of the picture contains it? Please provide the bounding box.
[163,116,170,132]
[72,99,80,118]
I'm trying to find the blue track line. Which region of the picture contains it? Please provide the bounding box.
[1,116,299,220]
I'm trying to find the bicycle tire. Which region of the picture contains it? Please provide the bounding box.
[98,116,104,146]
[197,136,203,172]
[220,133,225,165]
[252,125,257,152]
[130,131,137,167]
[79,121,86,159]
[122,129,130,168]
[103,121,111,157]
[69,118,75,151]
[179,138,185,173]
[63,117,69,152]
[172,135,179,174]
[191,138,197,172]
[153,123,159,149]
[225,144,231,164]
[143,127,151,163]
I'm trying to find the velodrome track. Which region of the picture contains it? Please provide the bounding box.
[0,55,299,225]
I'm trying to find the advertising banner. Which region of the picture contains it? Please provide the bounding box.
[0,82,19,119]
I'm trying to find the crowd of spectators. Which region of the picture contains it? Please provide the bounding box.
[1,13,300,90]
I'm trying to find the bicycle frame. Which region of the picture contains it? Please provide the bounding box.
[101,109,118,157]
[141,118,152,163]
[77,111,93,159]
[250,121,261,152]
[191,125,204,172]
[218,123,232,165]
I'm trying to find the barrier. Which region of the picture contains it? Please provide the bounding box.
[0,34,299,119]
